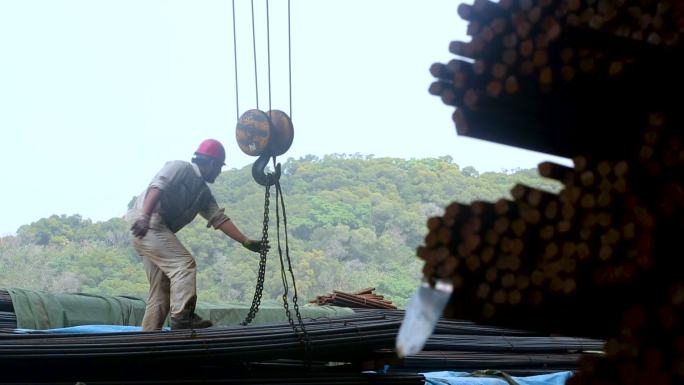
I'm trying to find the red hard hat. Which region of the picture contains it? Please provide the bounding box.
[195,139,226,165]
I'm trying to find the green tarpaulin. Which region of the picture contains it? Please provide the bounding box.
[6,287,354,330]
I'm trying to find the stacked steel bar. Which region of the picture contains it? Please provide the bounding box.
[423,0,684,383]
[0,365,426,385]
[0,312,401,382]
[399,351,586,372]
[0,367,425,385]
[418,158,657,339]
[0,313,398,363]
[419,128,683,375]
[430,0,684,160]
[356,308,603,375]
[0,306,601,383]
[563,113,684,384]
[310,288,397,309]
[0,289,16,329]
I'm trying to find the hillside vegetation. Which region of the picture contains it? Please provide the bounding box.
[0,155,561,307]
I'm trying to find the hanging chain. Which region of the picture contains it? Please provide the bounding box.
[274,169,310,355]
[233,0,304,353]
[240,184,270,326]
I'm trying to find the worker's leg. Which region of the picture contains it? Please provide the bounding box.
[133,222,198,325]
[139,255,170,331]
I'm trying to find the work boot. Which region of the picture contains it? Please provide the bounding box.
[171,312,213,330]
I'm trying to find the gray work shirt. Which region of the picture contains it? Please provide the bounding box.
[127,160,229,233]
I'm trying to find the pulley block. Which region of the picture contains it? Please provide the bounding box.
[236,109,294,186]
[236,109,271,156]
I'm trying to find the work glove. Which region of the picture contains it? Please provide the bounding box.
[242,239,269,253]
[131,214,151,239]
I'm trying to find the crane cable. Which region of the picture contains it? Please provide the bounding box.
[251,0,260,111]
[231,0,239,121]
[232,0,293,120]
[231,0,308,352]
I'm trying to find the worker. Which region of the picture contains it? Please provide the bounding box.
[126,139,267,331]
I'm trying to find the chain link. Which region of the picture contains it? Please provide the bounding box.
[240,168,310,358]
[275,180,310,356]
[240,185,270,326]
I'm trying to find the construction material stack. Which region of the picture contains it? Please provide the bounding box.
[422,0,684,383]
[311,288,398,310]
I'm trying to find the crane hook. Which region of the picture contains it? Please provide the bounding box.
[252,152,281,187]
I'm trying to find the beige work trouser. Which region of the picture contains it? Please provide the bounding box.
[132,216,198,331]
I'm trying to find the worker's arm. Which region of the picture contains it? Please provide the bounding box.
[217,220,269,253]
[141,187,162,216]
[217,219,248,244]
[130,187,162,238]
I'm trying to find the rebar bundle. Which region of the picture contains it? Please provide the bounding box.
[0,304,602,383]
[0,313,398,363]
[423,0,684,383]
[0,364,425,385]
[310,288,398,310]
[361,308,601,375]
[0,312,399,382]
[431,0,684,160]
[400,351,587,371]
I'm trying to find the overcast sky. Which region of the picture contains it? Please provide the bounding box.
[0,0,571,235]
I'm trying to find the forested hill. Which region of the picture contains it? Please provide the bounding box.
[0,155,561,307]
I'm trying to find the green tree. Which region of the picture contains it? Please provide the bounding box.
[2,155,562,308]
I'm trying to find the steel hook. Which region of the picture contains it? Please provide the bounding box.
[252,152,281,187]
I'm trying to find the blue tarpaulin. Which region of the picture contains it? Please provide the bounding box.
[13,325,168,333]
[422,370,574,385]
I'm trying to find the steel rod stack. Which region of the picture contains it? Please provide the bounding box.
[431,0,684,160]
[0,366,426,385]
[0,307,601,383]
[310,288,398,309]
[422,0,684,383]
[0,312,401,382]
[393,331,603,373]
[0,369,426,385]
[355,308,602,375]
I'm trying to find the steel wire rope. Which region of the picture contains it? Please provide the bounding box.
[263,0,309,352]
[266,0,272,113]
[236,1,270,326]
[251,0,259,109]
[229,0,304,342]
[232,0,240,121]
[287,0,292,119]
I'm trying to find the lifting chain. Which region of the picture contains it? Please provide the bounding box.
[240,184,270,326]
[239,157,310,358]
[274,179,310,355]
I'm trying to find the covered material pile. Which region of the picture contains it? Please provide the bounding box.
[0,290,15,329]
[0,287,353,330]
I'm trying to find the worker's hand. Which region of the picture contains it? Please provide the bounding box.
[242,239,269,253]
[131,214,151,239]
